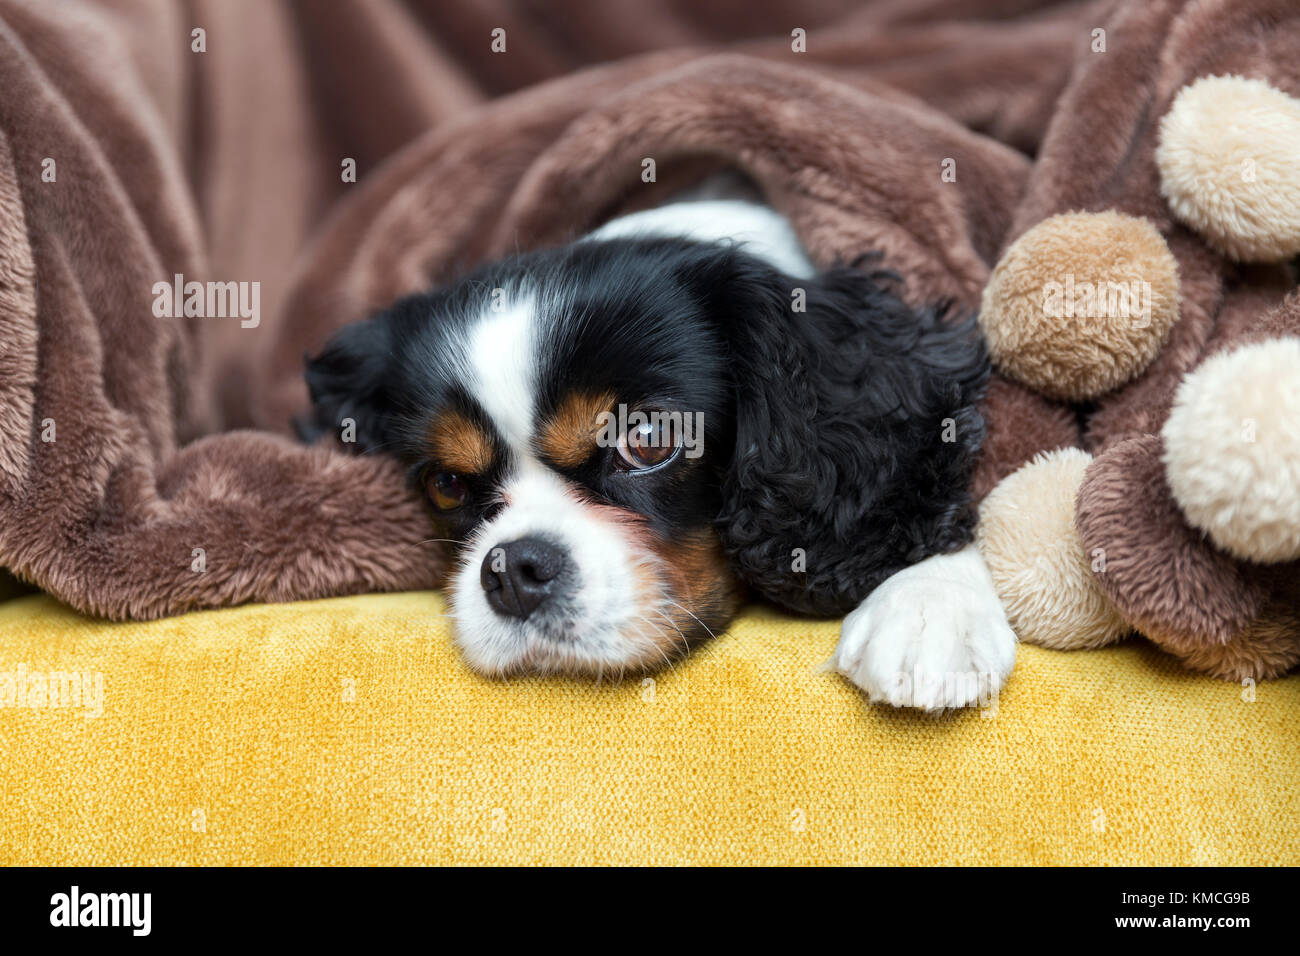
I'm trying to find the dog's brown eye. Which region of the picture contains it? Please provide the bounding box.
[427,471,470,511]
[617,419,679,470]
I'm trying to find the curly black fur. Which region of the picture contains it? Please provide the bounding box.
[697,251,989,616]
[297,316,398,451]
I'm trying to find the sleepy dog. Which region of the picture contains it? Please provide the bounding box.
[300,189,1016,710]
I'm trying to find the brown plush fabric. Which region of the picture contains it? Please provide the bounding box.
[1,0,1105,620]
[971,377,1080,501]
[1075,435,1270,643]
[987,0,1300,676]
[1073,288,1300,677]
[1002,0,1300,461]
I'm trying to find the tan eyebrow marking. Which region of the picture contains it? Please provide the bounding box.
[428,409,494,474]
[538,389,617,468]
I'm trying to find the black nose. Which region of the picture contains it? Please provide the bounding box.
[480,536,568,620]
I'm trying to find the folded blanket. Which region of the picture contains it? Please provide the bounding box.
[0,0,1147,619]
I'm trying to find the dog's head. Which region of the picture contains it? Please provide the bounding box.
[302,238,988,676]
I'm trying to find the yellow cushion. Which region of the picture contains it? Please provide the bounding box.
[0,591,1295,865]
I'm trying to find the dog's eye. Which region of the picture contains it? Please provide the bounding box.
[617,419,679,470]
[426,471,470,511]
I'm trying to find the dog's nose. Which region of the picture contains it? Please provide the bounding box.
[480,536,568,619]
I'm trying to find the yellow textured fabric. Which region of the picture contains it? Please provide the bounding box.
[0,591,1296,866]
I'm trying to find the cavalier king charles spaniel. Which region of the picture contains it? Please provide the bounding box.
[301,190,1016,710]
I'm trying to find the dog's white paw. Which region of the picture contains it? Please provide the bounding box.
[832,545,1017,711]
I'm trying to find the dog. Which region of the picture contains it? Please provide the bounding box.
[300,190,1017,710]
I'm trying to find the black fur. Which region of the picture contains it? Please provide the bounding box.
[699,252,989,615]
[298,315,398,450]
[302,236,989,618]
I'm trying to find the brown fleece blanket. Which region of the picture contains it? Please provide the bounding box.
[0,0,1135,620]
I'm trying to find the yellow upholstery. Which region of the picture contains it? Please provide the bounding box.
[1,591,1295,865]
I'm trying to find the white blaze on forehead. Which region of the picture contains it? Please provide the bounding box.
[464,295,537,459]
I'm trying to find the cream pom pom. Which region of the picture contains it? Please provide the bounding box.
[976,448,1130,650]
[1156,75,1300,262]
[978,212,1180,402]
[1163,339,1300,563]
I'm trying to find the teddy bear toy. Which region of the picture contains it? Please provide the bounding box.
[971,14,1300,684]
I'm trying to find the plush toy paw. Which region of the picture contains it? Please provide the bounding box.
[1155,604,1300,683]
[1163,338,1300,563]
[832,545,1016,711]
[1075,435,1271,643]
[1157,75,1300,262]
[977,448,1130,650]
[978,211,1181,402]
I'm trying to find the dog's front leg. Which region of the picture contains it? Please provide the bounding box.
[831,544,1017,711]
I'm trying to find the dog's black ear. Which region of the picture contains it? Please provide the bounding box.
[298,313,400,452]
[709,255,990,616]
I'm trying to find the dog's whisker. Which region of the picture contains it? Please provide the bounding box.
[666,600,716,642]
[638,612,681,676]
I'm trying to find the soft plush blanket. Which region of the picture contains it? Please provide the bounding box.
[0,0,1102,618]
[2,0,1288,630]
